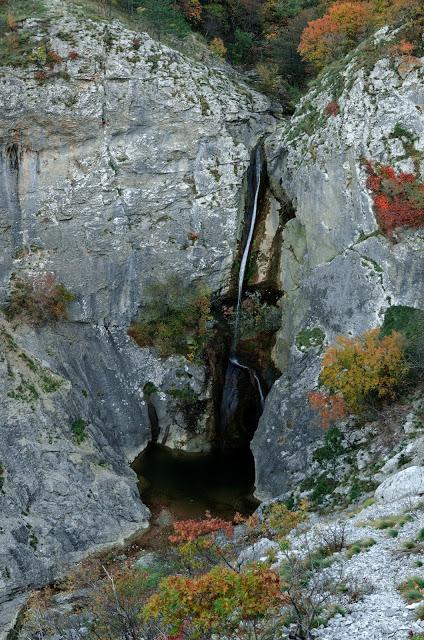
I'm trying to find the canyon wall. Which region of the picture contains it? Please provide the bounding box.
[0,8,275,631]
[253,29,424,499]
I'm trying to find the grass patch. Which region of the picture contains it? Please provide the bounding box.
[399,576,424,604]
[361,513,413,530]
[346,538,376,559]
[295,327,325,352]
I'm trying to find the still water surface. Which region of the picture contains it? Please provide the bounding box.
[132,443,259,522]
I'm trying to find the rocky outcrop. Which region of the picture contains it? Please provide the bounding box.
[375,466,424,503]
[0,5,275,629]
[253,29,424,500]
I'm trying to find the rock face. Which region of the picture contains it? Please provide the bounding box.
[375,466,424,503]
[253,30,424,500]
[0,5,275,628]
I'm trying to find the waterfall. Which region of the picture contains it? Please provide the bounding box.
[221,147,265,433]
[229,356,264,409]
[233,146,262,348]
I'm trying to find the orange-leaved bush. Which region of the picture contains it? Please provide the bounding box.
[210,36,227,57]
[298,1,373,68]
[168,515,236,571]
[298,0,423,69]
[365,161,424,236]
[308,391,347,429]
[144,565,284,637]
[319,328,409,412]
[169,516,234,544]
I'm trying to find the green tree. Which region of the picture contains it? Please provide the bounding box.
[136,0,191,38]
[228,28,255,65]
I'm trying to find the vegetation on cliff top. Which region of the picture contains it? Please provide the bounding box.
[2,0,422,104]
[104,0,423,101]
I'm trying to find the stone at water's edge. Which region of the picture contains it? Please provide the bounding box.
[253,34,424,500]
[0,8,276,629]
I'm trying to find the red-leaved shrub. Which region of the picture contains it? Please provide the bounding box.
[365,161,424,236]
[308,391,347,429]
[324,100,340,116]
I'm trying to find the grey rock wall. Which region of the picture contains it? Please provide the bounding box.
[0,9,275,630]
[253,32,424,500]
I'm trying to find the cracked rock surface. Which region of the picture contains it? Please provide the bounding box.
[254,31,424,500]
[0,7,275,633]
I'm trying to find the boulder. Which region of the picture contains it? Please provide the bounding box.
[375,466,424,503]
[237,538,280,567]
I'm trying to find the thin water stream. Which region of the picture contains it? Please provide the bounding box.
[233,146,262,347]
[221,146,266,428]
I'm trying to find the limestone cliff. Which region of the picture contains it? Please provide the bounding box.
[253,28,424,499]
[0,5,275,630]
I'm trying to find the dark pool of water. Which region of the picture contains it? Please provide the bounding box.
[132,443,259,521]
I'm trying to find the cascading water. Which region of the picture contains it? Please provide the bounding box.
[221,147,265,433]
[233,146,262,348]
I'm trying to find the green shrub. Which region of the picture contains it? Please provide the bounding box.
[313,428,344,465]
[228,28,255,65]
[381,306,424,376]
[128,277,212,361]
[143,381,158,397]
[71,419,88,444]
[234,291,281,341]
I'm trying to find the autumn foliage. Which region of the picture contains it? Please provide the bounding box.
[145,565,284,637]
[319,329,408,413]
[365,161,424,236]
[298,0,424,68]
[324,100,340,116]
[169,516,234,544]
[5,273,75,325]
[178,0,202,23]
[209,36,227,57]
[308,391,347,429]
[298,1,373,68]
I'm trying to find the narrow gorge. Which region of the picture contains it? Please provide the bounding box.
[0,1,424,638]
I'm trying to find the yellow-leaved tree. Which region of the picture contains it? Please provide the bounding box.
[319,328,409,412]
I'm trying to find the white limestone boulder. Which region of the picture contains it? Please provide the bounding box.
[375,466,424,503]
